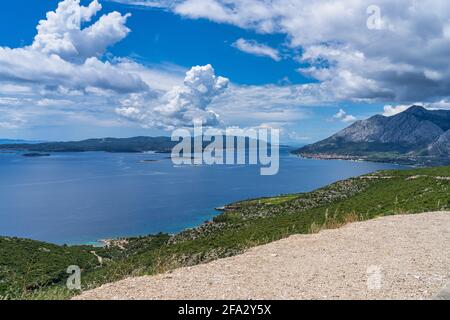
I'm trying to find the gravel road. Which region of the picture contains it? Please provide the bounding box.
[75,211,450,300]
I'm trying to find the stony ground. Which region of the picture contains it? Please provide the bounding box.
[75,212,450,300]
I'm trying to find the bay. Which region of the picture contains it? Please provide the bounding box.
[0,148,403,244]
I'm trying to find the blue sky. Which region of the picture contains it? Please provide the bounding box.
[0,1,306,85]
[0,0,448,142]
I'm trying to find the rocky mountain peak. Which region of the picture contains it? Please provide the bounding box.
[295,105,450,164]
[403,105,428,115]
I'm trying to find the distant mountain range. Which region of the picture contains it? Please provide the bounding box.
[294,106,450,166]
[0,136,264,154]
[0,139,44,145]
[4,106,448,165]
[0,137,176,153]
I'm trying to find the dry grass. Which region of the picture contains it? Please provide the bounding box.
[309,209,361,234]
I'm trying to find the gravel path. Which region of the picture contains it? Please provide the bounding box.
[75,212,450,300]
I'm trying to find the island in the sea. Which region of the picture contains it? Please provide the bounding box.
[22,153,51,157]
[0,137,177,154]
[0,136,263,155]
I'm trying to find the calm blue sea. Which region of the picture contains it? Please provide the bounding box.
[0,148,403,244]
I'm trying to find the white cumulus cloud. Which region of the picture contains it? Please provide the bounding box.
[0,0,147,94]
[116,64,229,129]
[383,104,410,117]
[333,109,356,122]
[129,0,450,104]
[0,0,188,132]
[32,0,131,62]
[232,38,281,61]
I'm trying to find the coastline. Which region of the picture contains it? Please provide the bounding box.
[295,152,411,164]
[294,152,450,167]
[2,164,449,299]
[75,211,450,300]
[0,153,406,247]
[87,158,408,248]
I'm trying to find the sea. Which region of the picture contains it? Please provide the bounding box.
[0,147,404,244]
